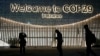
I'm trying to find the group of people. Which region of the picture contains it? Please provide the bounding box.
[19,24,97,56]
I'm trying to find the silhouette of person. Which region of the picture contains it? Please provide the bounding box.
[84,24,97,56]
[19,32,27,54]
[55,29,63,56]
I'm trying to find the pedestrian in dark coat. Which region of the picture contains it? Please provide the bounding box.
[19,32,26,54]
[84,24,97,56]
[55,29,63,56]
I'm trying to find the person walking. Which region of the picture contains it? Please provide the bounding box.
[84,24,97,56]
[55,29,63,56]
[19,32,27,54]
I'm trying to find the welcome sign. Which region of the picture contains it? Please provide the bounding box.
[10,3,93,19]
[0,0,100,25]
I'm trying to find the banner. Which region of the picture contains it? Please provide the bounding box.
[0,0,100,25]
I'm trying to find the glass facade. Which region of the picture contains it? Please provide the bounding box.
[0,14,100,47]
